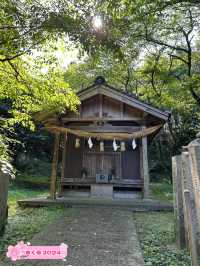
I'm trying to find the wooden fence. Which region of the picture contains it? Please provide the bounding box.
[172,137,200,266]
[0,163,9,234]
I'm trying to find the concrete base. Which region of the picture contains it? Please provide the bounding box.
[91,184,113,198]
[114,191,142,199]
[62,190,90,197]
[18,197,173,212]
[60,188,142,199]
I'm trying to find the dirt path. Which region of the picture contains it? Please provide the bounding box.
[9,208,144,266]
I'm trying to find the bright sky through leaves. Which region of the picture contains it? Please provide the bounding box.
[92,16,103,30]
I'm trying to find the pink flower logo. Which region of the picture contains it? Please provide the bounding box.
[6,241,68,261]
[7,241,27,261]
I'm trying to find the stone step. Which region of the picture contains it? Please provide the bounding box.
[18,197,173,212]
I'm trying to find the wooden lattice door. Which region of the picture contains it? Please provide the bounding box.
[83,152,121,179]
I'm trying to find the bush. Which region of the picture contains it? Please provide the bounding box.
[14,157,52,188]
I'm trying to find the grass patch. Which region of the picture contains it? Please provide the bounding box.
[134,212,191,266]
[8,184,49,215]
[13,173,50,188]
[0,184,64,264]
[150,182,173,203]
[14,158,52,188]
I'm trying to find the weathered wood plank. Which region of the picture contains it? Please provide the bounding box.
[188,141,200,256]
[99,94,103,118]
[181,151,191,250]
[77,84,169,121]
[172,155,186,249]
[61,133,67,180]
[61,117,143,122]
[65,125,141,133]
[188,141,200,234]
[184,190,199,266]
[120,102,124,118]
[181,151,200,252]
[139,140,144,192]
[141,130,149,198]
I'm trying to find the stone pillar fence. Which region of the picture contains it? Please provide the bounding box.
[172,136,200,266]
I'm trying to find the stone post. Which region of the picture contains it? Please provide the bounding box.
[0,163,9,234]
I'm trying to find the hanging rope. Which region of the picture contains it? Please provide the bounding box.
[44,124,163,140]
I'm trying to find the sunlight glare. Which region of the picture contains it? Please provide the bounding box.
[92,16,103,30]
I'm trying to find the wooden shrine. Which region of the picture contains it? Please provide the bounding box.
[40,76,170,199]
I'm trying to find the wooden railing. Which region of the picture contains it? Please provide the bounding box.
[172,137,200,266]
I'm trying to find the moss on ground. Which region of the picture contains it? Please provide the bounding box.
[134,212,191,266]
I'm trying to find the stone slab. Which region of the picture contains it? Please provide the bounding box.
[91,184,113,198]
[18,197,173,212]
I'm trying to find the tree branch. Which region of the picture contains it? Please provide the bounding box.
[190,88,200,105]
[168,53,188,65]
[0,52,25,62]
[145,35,189,53]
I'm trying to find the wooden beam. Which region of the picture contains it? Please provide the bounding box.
[61,133,67,180]
[99,95,103,118]
[79,104,82,118]
[120,102,124,118]
[139,140,144,193]
[50,132,60,200]
[66,125,141,133]
[61,117,143,122]
[141,127,149,198]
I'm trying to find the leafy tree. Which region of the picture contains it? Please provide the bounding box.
[0,56,79,161]
[1,0,200,181]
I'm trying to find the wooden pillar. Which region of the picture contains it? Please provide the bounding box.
[50,132,60,200]
[172,155,186,249]
[188,140,200,234]
[182,149,200,255]
[58,133,67,197]
[184,190,199,266]
[141,129,149,199]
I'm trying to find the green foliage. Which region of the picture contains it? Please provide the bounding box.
[1,0,200,181]
[150,182,173,203]
[0,134,9,160]
[134,212,191,266]
[0,59,79,128]
[65,48,139,92]
[0,56,80,163]
[13,156,52,188]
